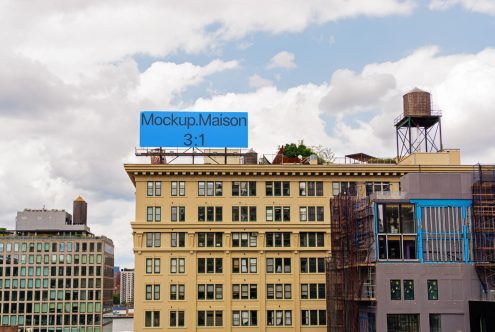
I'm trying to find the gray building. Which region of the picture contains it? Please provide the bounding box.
[0,197,114,332]
[328,170,495,332]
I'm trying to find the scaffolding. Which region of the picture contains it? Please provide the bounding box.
[472,165,495,297]
[327,195,376,332]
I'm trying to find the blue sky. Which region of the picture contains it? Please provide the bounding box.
[0,0,495,266]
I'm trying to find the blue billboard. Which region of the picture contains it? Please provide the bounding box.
[140,111,248,148]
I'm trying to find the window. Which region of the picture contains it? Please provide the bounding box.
[198,181,222,196]
[377,203,417,261]
[365,181,390,196]
[231,232,257,247]
[170,258,185,273]
[232,310,257,326]
[265,181,290,196]
[232,258,257,273]
[387,314,419,332]
[427,280,438,300]
[429,314,441,332]
[267,310,292,326]
[300,181,324,196]
[146,181,161,196]
[232,206,257,222]
[232,181,256,196]
[145,258,160,274]
[197,232,223,247]
[266,232,291,247]
[145,311,160,327]
[198,311,223,327]
[197,258,223,274]
[332,181,356,196]
[301,310,326,326]
[145,233,161,248]
[198,206,223,222]
[147,182,153,196]
[300,257,325,273]
[171,233,185,247]
[390,280,401,300]
[266,206,290,222]
[171,181,185,196]
[145,285,160,300]
[299,232,325,247]
[267,284,291,299]
[232,284,257,300]
[299,206,325,222]
[154,207,161,222]
[266,258,291,273]
[301,284,325,299]
[170,311,185,327]
[197,284,223,300]
[170,284,185,300]
[146,206,161,222]
[170,206,185,222]
[404,280,414,300]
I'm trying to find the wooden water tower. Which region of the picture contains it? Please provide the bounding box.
[395,88,443,161]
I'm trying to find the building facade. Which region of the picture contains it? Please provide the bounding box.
[0,198,114,332]
[125,160,474,332]
[328,171,495,332]
[120,268,134,305]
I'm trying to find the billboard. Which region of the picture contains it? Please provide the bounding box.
[140,111,248,148]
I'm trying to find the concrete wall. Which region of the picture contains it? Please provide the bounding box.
[375,264,482,332]
[401,172,473,199]
[16,210,89,232]
[398,150,461,166]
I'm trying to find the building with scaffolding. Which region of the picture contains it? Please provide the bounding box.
[328,171,495,332]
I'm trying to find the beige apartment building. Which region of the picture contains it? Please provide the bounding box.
[125,156,471,332]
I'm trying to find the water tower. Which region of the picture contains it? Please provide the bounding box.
[395,88,443,161]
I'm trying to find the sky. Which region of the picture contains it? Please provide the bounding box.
[1,0,495,267]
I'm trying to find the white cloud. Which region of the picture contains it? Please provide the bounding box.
[0,0,415,80]
[320,70,396,115]
[135,59,239,107]
[194,46,495,163]
[429,0,495,15]
[267,51,297,69]
[248,74,273,89]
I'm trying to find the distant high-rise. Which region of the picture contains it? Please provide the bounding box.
[120,268,135,305]
[73,195,87,225]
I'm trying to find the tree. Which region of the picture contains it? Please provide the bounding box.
[113,293,120,305]
[283,143,314,158]
[310,145,336,164]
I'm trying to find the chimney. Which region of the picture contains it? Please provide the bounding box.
[73,196,87,225]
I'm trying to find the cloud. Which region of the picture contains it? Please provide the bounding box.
[248,74,273,89]
[320,70,396,115]
[194,46,495,163]
[0,55,240,266]
[429,0,495,15]
[267,51,297,69]
[135,59,239,107]
[0,0,416,80]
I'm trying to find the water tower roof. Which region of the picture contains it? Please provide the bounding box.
[409,87,427,93]
[74,195,86,202]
